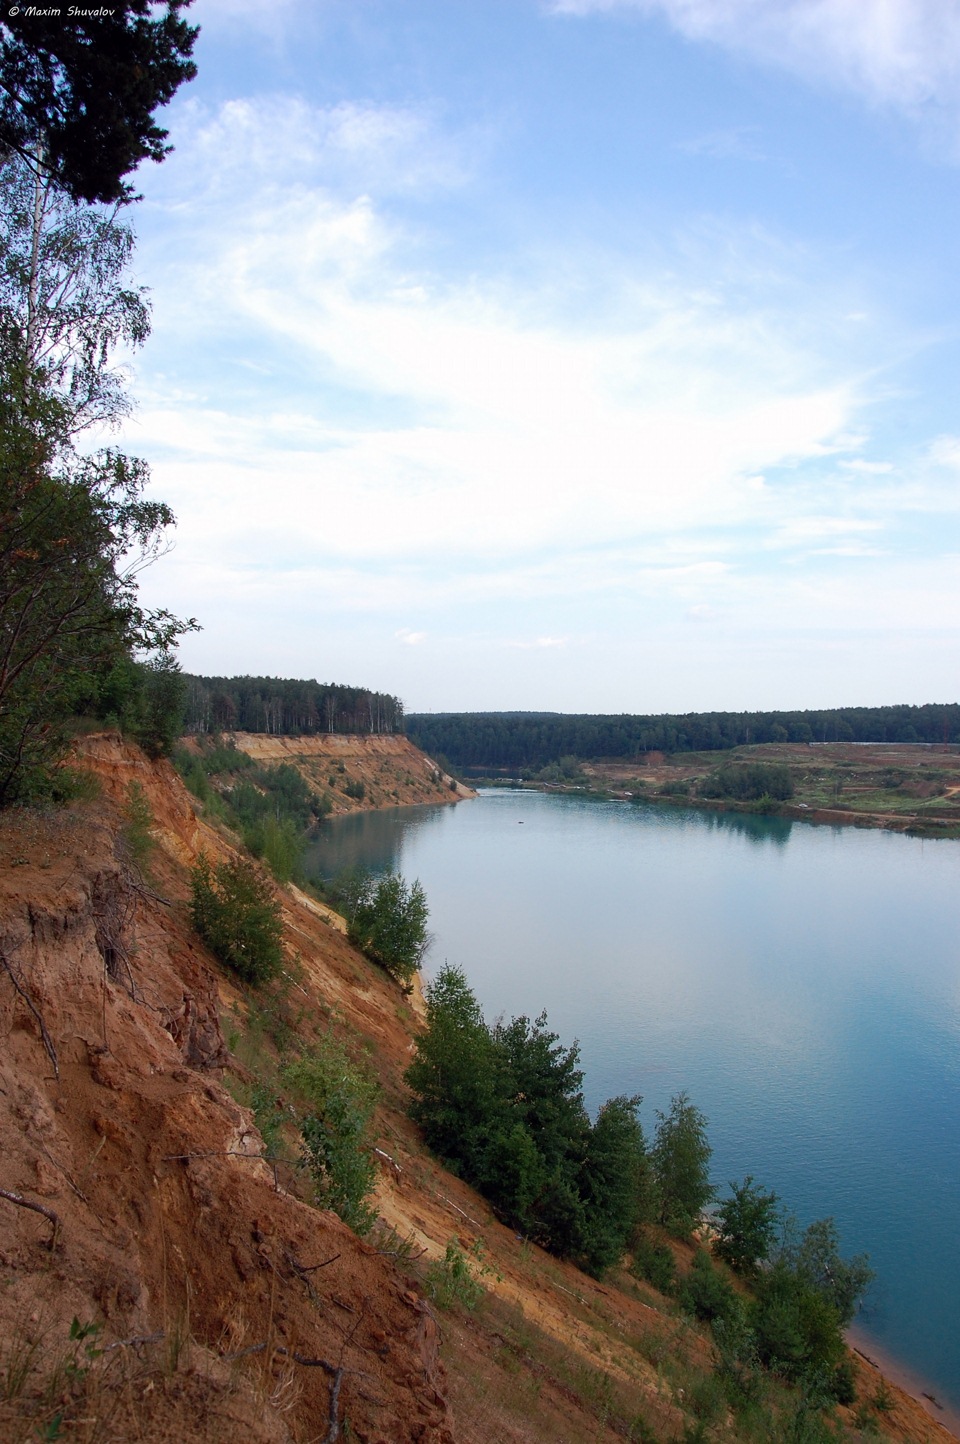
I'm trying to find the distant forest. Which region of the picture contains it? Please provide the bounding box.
[406,704,960,771]
[183,675,404,736]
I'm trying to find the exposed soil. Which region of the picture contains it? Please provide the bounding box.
[0,734,954,1442]
[183,731,475,815]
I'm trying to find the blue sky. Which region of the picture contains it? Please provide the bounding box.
[124,0,960,713]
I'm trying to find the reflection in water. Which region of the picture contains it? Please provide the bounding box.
[306,803,451,880]
[690,805,794,846]
[307,788,960,1410]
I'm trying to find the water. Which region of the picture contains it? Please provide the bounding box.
[305,789,960,1409]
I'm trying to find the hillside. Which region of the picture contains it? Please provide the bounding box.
[0,735,955,1443]
[181,731,475,814]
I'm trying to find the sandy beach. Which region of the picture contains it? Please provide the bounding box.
[849,1325,960,1440]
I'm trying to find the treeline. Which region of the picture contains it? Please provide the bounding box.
[183,675,404,737]
[407,703,960,771]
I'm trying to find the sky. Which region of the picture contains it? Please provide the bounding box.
[123,0,960,714]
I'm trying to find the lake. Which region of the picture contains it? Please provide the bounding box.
[305,789,960,1411]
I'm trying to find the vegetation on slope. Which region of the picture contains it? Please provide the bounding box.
[403,962,875,1426]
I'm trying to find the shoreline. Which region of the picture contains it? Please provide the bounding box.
[848,1324,960,1440]
[489,780,960,839]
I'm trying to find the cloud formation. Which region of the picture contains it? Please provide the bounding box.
[548,1,960,131]
[137,101,870,573]
[129,91,960,704]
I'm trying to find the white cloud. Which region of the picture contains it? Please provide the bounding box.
[929,434,960,468]
[148,94,476,208]
[840,458,894,473]
[769,515,884,546]
[127,93,960,698]
[137,99,870,572]
[547,1,960,134]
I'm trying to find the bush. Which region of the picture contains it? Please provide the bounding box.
[630,1233,677,1294]
[424,1239,493,1311]
[283,1037,380,1235]
[831,1359,856,1406]
[714,1176,781,1275]
[348,872,429,985]
[747,1215,872,1386]
[652,1092,713,1236]
[699,764,794,802]
[659,779,690,797]
[189,853,284,983]
[678,1249,742,1327]
[121,782,155,874]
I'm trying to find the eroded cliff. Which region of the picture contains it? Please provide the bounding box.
[0,737,955,1443]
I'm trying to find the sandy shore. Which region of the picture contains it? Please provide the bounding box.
[848,1324,960,1440]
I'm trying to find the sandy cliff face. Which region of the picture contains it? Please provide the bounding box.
[0,744,453,1443]
[189,731,475,814]
[0,737,954,1444]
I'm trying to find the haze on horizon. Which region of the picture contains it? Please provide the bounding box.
[126,0,960,716]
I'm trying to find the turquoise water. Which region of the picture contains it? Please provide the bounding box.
[305,790,960,1408]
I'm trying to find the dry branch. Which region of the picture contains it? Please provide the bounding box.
[0,945,59,1079]
[0,1185,61,1242]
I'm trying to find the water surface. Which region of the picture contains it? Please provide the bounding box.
[306,790,960,1409]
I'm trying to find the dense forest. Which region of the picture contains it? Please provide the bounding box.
[183,674,404,736]
[406,704,960,772]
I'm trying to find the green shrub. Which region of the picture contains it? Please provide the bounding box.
[714,1176,781,1275]
[283,1038,379,1235]
[348,872,429,985]
[630,1234,677,1294]
[830,1358,856,1405]
[121,781,155,872]
[678,1249,741,1327]
[244,814,306,885]
[750,1263,846,1381]
[652,1092,713,1236]
[425,1239,492,1311]
[700,764,794,802]
[196,737,253,776]
[250,1080,285,1162]
[189,853,284,983]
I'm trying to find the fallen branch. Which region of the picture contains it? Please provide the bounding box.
[436,1193,485,1230]
[373,1147,401,1173]
[297,1253,341,1274]
[375,1241,426,1262]
[0,1186,61,1243]
[222,1341,337,1374]
[104,1330,166,1353]
[324,1367,344,1443]
[284,1248,340,1307]
[0,948,59,1080]
[162,1149,297,1166]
